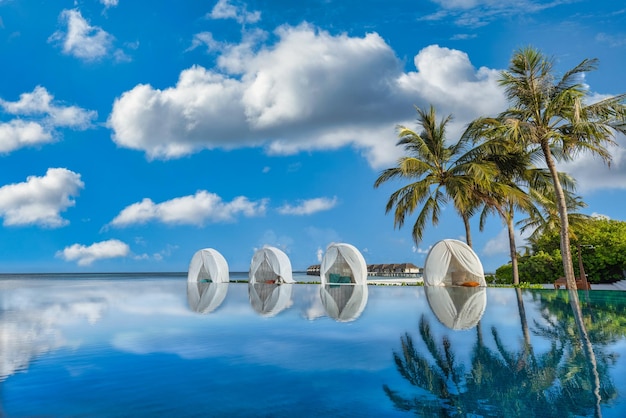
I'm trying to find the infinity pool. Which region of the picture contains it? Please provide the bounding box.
[1,273,625,417]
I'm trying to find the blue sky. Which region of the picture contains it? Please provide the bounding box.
[0,0,624,273]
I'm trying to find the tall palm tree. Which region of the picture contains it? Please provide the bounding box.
[374,105,503,248]
[468,47,626,291]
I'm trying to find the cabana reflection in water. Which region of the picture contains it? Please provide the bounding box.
[248,246,295,317]
[425,286,486,330]
[320,283,368,322]
[319,242,369,322]
[186,248,230,314]
[422,239,487,330]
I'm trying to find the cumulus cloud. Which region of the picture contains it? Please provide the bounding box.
[56,239,129,266]
[0,120,52,153]
[48,9,127,61]
[0,86,96,154]
[208,0,261,24]
[0,168,84,228]
[108,24,505,168]
[108,190,268,227]
[1,86,97,128]
[278,197,338,215]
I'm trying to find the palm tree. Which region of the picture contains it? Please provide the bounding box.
[518,182,590,249]
[518,183,593,286]
[374,105,503,248]
[468,46,626,291]
[468,142,535,285]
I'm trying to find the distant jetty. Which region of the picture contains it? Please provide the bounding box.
[306,263,422,278]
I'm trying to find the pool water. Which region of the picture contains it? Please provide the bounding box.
[1,273,625,417]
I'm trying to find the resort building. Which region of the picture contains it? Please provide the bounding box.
[307,263,421,277]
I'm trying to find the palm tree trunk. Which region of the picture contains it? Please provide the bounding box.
[515,288,531,347]
[463,214,473,248]
[507,208,519,285]
[568,289,602,418]
[541,140,578,293]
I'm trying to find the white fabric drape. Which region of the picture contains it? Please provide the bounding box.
[423,239,486,286]
[425,286,487,330]
[187,248,229,283]
[248,283,294,317]
[249,246,294,284]
[320,284,368,322]
[320,243,367,285]
[187,282,229,314]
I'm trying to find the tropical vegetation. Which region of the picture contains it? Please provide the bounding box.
[496,217,626,284]
[376,46,626,286]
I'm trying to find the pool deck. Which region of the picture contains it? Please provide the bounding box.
[366,276,626,290]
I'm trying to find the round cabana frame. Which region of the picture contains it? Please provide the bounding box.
[423,239,486,287]
[249,246,294,284]
[320,243,367,286]
[187,248,230,283]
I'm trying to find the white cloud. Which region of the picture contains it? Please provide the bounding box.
[412,245,432,254]
[482,227,531,257]
[0,168,84,228]
[48,9,122,61]
[278,197,338,215]
[0,86,97,129]
[0,86,96,154]
[0,120,53,153]
[556,132,626,193]
[108,25,505,168]
[56,239,129,266]
[209,0,261,24]
[109,190,268,227]
[316,247,323,262]
[186,31,224,53]
[100,0,119,8]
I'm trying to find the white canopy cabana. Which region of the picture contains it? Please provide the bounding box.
[187,248,229,283]
[248,282,294,317]
[249,246,294,284]
[425,286,487,330]
[320,243,367,285]
[320,284,368,322]
[423,239,486,287]
[187,282,229,314]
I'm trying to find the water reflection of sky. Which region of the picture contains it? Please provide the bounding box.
[1,276,625,417]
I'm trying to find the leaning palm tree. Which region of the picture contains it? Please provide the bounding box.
[468,47,626,291]
[374,105,503,248]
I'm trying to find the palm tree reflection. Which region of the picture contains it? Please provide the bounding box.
[384,289,618,417]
